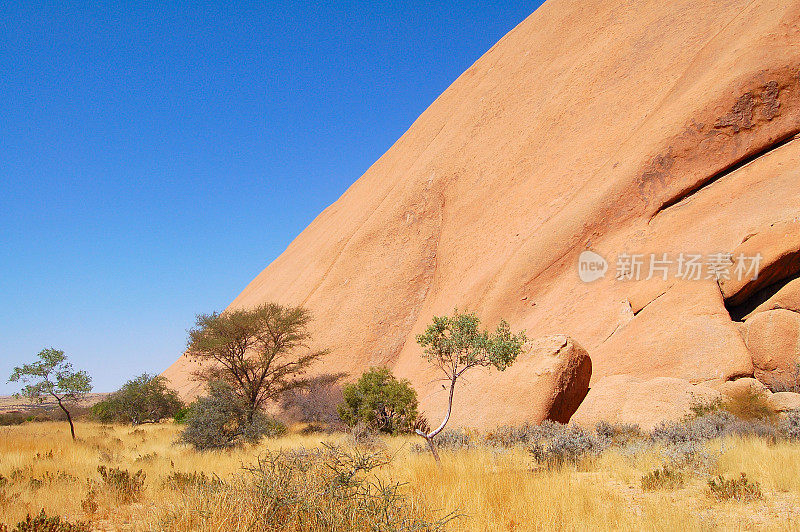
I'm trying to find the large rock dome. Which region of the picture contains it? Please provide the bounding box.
[165,0,800,427]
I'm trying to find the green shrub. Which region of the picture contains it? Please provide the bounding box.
[92,373,182,425]
[708,473,762,501]
[337,367,419,434]
[180,381,286,450]
[641,466,684,491]
[688,397,723,419]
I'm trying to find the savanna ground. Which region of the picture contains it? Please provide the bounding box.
[3,421,800,531]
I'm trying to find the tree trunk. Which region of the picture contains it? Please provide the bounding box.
[425,434,441,463]
[56,397,76,440]
[416,376,457,465]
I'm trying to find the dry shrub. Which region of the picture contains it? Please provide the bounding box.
[781,410,800,440]
[280,373,346,429]
[767,362,800,393]
[3,509,90,532]
[708,473,762,501]
[652,411,778,446]
[0,412,28,426]
[134,451,158,463]
[528,424,607,468]
[156,444,457,531]
[97,465,145,502]
[721,388,777,423]
[344,421,385,449]
[80,486,98,515]
[163,471,223,491]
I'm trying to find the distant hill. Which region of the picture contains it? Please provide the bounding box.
[0,393,107,415]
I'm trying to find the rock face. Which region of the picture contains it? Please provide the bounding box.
[164,0,800,428]
[572,376,722,430]
[720,221,800,308]
[426,336,591,429]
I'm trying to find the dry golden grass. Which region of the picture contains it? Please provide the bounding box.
[2,422,800,530]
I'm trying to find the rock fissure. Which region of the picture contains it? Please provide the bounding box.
[650,132,800,221]
[727,269,800,321]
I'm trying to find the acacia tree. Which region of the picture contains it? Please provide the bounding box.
[8,348,92,440]
[415,310,526,461]
[187,303,327,422]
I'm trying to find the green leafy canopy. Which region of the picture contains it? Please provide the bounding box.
[415,309,527,380]
[187,303,328,421]
[8,347,92,403]
[92,373,183,425]
[338,367,419,434]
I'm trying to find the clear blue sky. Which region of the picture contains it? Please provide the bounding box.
[0,1,542,394]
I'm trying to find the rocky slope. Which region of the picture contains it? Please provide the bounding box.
[164,0,800,428]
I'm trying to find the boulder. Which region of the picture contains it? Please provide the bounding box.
[422,336,591,429]
[572,375,722,430]
[594,281,754,384]
[740,309,800,389]
[713,377,770,398]
[768,391,800,412]
[720,220,800,307]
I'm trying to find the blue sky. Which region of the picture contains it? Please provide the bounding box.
[0,1,542,394]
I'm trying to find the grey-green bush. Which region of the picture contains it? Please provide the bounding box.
[528,424,605,467]
[180,380,285,450]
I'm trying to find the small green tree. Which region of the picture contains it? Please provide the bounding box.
[92,373,183,424]
[415,310,526,461]
[8,347,92,440]
[337,367,419,434]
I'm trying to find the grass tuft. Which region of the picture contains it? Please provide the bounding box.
[641,466,684,491]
